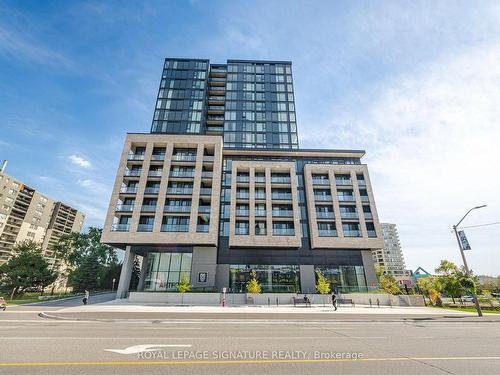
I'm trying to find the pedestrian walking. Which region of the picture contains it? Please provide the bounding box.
[82,290,90,305]
[0,296,6,311]
[331,292,337,311]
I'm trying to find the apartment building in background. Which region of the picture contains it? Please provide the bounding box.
[0,163,85,287]
[101,58,385,298]
[373,223,406,277]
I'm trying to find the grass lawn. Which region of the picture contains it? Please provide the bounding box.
[437,306,500,314]
[2,292,79,306]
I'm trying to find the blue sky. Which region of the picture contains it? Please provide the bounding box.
[1,0,499,275]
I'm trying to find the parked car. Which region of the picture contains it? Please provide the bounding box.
[460,295,474,302]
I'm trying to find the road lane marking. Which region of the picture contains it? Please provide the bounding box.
[0,336,387,340]
[0,356,499,367]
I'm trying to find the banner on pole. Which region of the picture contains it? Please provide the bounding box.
[458,230,471,250]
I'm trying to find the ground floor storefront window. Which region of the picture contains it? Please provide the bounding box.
[315,265,368,293]
[229,265,300,293]
[143,252,192,291]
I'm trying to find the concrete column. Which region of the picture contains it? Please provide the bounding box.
[137,253,149,292]
[191,246,217,288]
[361,250,378,290]
[116,246,135,299]
[300,265,315,294]
[215,264,229,291]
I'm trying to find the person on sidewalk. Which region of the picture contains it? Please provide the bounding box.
[331,293,337,311]
[0,296,6,311]
[82,290,90,305]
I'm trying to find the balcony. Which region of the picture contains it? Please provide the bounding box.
[138,224,154,232]
[338,195,355,202]
[124,170,141,177]
[206,126,224,133]
[203,156,214,162]
[161,224,189,232]
[344,230,361,237]
[273,228,295,236]
[151,154,165,161]
[271,177,291,184]
[170,171,195,178]
[237,176,250,183]
[208,95,225,102]
[236,209,249,217]
[255,193,266,200]
[272,210,294,217]
[164,205,191,213]
[235,227,249,235]
[255,228,267,236]
[120,187,138,194]
[167,187,193,195]
[336,179,352,186]
[255,176,266,183]
[207,115,224,122]
[201,171,213,179]
[341,212,358,219]
[116,204,134,212]
[316,211,334,219]
[200,188,212,196]
[314,195,332,201]
[196,224,210,233]
[172,155,197,162]
[367,230,377,238]
[271,193,292,200]
[236,193,250,199]
[319,229,338,237]
[312,178,329,185]
[255,210,266,217]
[111,223,130,232]
[148,170,163,177]
[127,154,144,161]
[360,196,369,202]
[364,212,373,220]
[141,205,157,212]
[198,206,211,214]
[144,187,160,194]
[357,180,366,186]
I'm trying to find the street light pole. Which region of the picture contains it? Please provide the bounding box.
[453,205,486,317]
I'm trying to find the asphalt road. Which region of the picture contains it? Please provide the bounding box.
[0,296,499,374]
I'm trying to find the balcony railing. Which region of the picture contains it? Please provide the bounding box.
[124,170,141,177]
[111,223,130,232]
[172,155,197,162]
[235,227,249,235]
[255,228,267,235]
[161,224,189,232]
[357,180,366,186]
[208,105,225,110]
[341,212,358,219]
[255,176,266,183]
[170,171,195,178]
[144,187,160,194]
[236,193,250,199]
[127,154,144,161]
[316,211,334,219]
[319,229,338,237]
[138,224,154,232]
[236,210,249,216]
[367,230,377,238]
[272,210,294,217]
[360,196,369,202]
[271,193,292,200]
[167,187,193,195]
[141,205,157,212]
[255,193,266,199]
[148,170,163,177]
[312,178,329,185]
[271,177,291,184]
[116,204,134,212]
[237,176,250,183]
[198,206,211,213]
[151,154,165,161]
[314,195,332,201]
[210,77,226,82]
[120,187,138,194]
[338,195,355,202]
[164,205,191,213]
[255,210,266,217]
[201,172,213,178]
[336,179,352,185]
[196,224,210,233]
[203,156,214,162]
[207,115,224,121]
[200,188,212,196]
[272,228,295,236]
[208,96,225,101]
[344,230,361,237]
[364,212,373,219]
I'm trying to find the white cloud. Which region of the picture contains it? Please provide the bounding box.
[68,155,92,169]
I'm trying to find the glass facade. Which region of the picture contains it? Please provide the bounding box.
[314,265,368,293]
[229,265,300,293]
[143,252,192,291]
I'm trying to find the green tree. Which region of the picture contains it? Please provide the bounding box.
[374,264,385,282]
[417,277,442,306]
[379,274,401,295]
[315,270,331,294]
[435,260,462,303]
[0,241,57,299]
[176,274,192,305]
[68,253,101,293]
[246,270,262,294]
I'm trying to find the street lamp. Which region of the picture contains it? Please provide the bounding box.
[453,205,486,317]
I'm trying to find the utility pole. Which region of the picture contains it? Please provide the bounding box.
[453,205,486,317]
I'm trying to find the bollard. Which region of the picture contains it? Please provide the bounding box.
[268,297,270,307]
[369,298,372,308]
[377,298,380,308]
[276,297,279,307]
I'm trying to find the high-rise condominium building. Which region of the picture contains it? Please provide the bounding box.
[0,166,85,287]
[102,58,384,298]
[373,223,406,277]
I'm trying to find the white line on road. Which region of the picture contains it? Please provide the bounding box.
[0,336,387,340]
